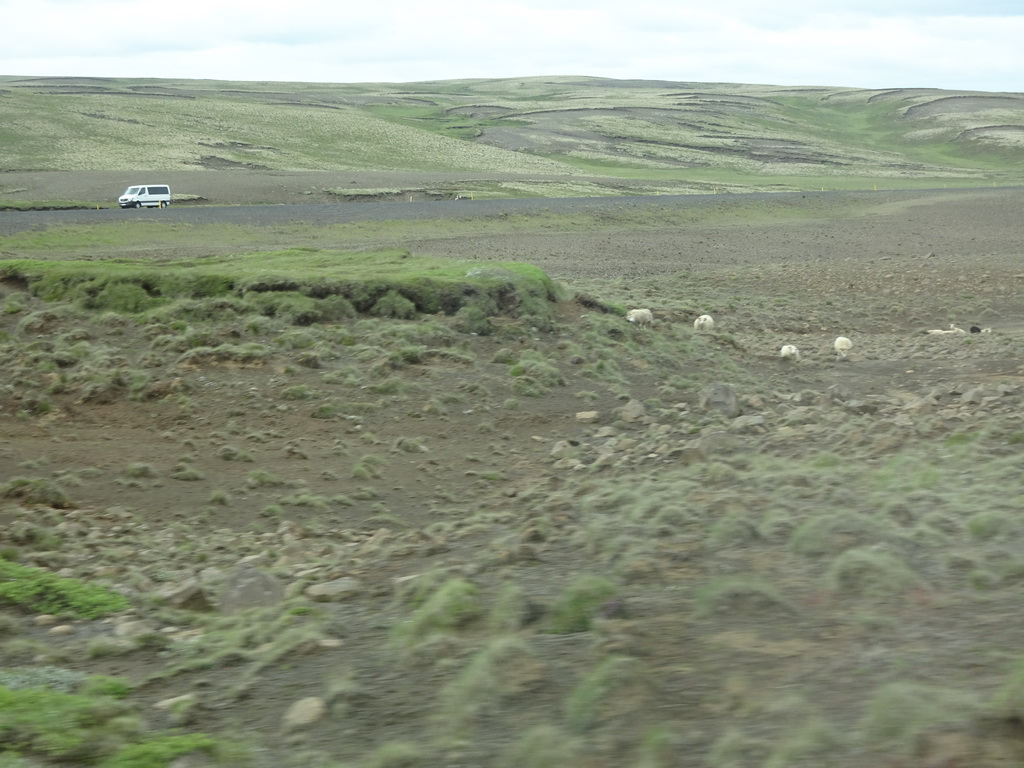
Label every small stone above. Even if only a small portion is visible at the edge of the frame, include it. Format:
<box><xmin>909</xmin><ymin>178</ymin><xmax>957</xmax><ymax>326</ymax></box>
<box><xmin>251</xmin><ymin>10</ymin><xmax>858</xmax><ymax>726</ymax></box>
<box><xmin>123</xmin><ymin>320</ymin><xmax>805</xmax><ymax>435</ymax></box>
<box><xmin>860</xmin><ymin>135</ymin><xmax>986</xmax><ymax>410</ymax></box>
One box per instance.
<box><xmin>576</xmin><ymin>410</ymin><xmax>599</xmax><ymax>423</ymax></box>
<box><xmin>156</xmin><ymin>579</ymin><xmax>215</xmax><ymax>612</ymax></box>
<box><xmin>154</xmin><ymin>693</ymin><xmax>198</xmax><ymax>711</ymax></box>
<box><xmin>115</xmin><ymin>619</ymin><xmax>157</xmax><ymax>638</ymax></box>
<box><xmin>618</xmin><ymin>399</ymin><xmax>646</xmax><ymax>423</ymax></box>
<box><xmin>48</xmin><ymin>624</ymin><xmax>75</xmax><ymax>636</ymax></box>
<box><xmin>34</xmin><ymin>614</ymin><xmax>58</xmax><ymax>626</ymax></box>
<box><xmin>549</xmin><ymin>439</ymin><xmax>581</xmax><ymax>459</ymax></box>
<box><xmin>218</xmin><ymin>565</ymin><xmax>284</xmax><ymax>614</ymax></box>
<box><xmin>304</xmin><ymin>577</ymin><xmax>363</xmax><ymax>602</ymax></box>
<box><xmin>282</xmin><ymin>696</ymin><xmax>327</xmax><ymax>732</ymax></box>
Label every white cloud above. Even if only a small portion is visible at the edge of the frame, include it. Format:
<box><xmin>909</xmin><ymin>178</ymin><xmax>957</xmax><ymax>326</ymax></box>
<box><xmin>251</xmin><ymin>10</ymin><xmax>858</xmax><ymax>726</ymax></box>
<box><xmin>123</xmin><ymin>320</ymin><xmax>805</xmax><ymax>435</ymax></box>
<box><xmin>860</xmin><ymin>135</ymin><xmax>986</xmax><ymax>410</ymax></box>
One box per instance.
<box><xmin>1</xmin><ymin>0</ymin><xmax>1021</xmax><ymax>92</ymax></box>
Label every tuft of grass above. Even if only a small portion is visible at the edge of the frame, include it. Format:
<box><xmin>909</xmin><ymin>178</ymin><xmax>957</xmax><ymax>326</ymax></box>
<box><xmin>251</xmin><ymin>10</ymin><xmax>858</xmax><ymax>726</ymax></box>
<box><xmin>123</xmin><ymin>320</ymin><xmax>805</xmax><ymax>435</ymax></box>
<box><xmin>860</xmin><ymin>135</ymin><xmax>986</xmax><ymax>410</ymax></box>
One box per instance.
<box><xmin>0</xmin><ymin>560</ymin><xmax>130</xmax><ymax>618</ymax></box>
<box><xmin>859</xmin><ymin>682</ymin><xmax>980</xmax><ymax>755</ymax></box>
<box><xmin>992</xmin><ymin>656</ymin><xmax>1024</xmax><ymax>720</ymax></box>
<box><xmin>391</xmin><ymin>577</ymin><xmax>483</xmax><ymax>647</ymax></box>
<box><xmin>496</xmin><ymin>725</ymin><xmax>582</xmax><ymax>768</ymax></box>
<box><xmin>764</xmin><ymin>715</ymin><xmax>842</xmax><ymax>768</ymax></box>
<box><xmin>360</xmin><ymin>741</ymin><xmax>424</xmax><ymax>768</ymax></box>
<box><xmin>1</xmin><ymin>477</ymin><xmax>71</xmax><ymax>508</ymax></box>
<box><xmin>100</xmin><ymin>734</ymin><xmax>223</xmax><ymax>768</ymax></box>
<box><xmin>546</xmin><ymin>574</ymin><xmax>619</xmax><ymax>634</ymax></box>
<box><xmin>789</xmin><ymin>512</ymin><xmax>892</xmax><ymax>556</ymax></box>
<box><xmin>706</xmin><ymin>511</ymin><xmax>760</xmax><ymax>549</ymax></box>
<box><xmin>122</xmin><ymin>463</ymin><xmax>157</xmax><ymax>479</ymax></box>
<box><xmin>564</xmin><ymin>655</ymin><xmax>647</xmax><ymax>734</ymax></box>
<box><xmin>965</xmin><ymin>510</ymin><xmax>1018</xmax><ymax>540</ymax></box>
<box><xmin>694</xmin><ymin>576</ymin><xmax>794</xmax><ymax>618</ymax></box>
<box><xmin>0</xmin><ymin>666</ymin><xmax>90</xmax><ymax>693</ymax></box>
<box><xmin>0</xmin><ymin>684</ymin><xmax>140</xmax><ymax>763</ymax></box>
<box><xmin>508</xmin><ymin>351</ymin><xmax>566</xmax><ymax>396</ymax></box>
<box><xmin>436</xmin><ymin>636</ymin><xmax>542</xmax><ymax>734</ymax></box>
<box><xmin>371</xmin><ymin>289</ymin><xmax>418</xmax><ymax>319</ymax></box>
<box><xmin>824</xmin><ymin>548</ymin><xmax>925</xmax><ymax>598</ymax></box>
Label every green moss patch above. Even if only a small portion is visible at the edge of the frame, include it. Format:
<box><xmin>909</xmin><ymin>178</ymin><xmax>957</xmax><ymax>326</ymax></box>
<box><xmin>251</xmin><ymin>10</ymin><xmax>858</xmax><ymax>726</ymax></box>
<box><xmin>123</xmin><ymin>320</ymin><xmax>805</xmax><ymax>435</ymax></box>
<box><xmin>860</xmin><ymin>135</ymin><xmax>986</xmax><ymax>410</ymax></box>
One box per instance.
<box><xmin>0</xmin><ymin>560</ymin><xmax>130</xmax><ymax>619</ymax></box>
<box><xmin>0</xmin><ymin>249</ymin><xmax>562</xmax><ymax>326</ymax></box>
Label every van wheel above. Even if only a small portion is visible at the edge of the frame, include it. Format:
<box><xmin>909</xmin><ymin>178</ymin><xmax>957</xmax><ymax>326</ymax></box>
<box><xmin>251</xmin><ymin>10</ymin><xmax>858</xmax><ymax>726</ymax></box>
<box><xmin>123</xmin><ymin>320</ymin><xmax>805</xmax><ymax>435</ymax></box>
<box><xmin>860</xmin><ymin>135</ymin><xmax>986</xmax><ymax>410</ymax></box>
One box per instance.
<box><xmin>159</xmin><ymin>201</ymin><xmax>167</xmax><ymax>209</ymax></box>
<box><xmin>135</xmin><ymin>202</ymin><xmax>142</xmax><ymax>208</ymax></box>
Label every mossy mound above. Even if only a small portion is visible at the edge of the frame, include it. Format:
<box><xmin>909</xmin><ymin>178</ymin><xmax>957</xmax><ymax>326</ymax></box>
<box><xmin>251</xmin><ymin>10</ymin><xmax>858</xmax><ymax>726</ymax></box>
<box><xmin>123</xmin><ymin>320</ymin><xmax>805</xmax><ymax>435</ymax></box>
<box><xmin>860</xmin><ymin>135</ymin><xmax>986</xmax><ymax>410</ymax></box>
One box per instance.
<box><xmin>0</xmin><ymin>248</ymin><xmax>564</xmax><ymax>330</ymax></box>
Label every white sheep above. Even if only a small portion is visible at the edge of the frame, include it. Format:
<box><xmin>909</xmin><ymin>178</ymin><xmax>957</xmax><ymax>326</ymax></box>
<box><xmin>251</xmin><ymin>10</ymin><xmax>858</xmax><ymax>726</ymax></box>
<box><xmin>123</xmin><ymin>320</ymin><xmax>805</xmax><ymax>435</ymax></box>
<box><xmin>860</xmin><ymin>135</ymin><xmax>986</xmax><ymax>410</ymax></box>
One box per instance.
<box><xmin>693</xmin><ymin>314</ymin><xmax>715</xmax><ymax>332</ymax></box>
<box><xmin>626</xmin><ymin>308</ymin><xmax>654</xmax><ymax>329</ymax></box>
<box><xmin>779</xmin><ymin>344</ymin><xmax>801</xmax><ymax>361</ymax></box>
<box><xmin>925</xmin><ymin>323</ymin><xmax>966</xmax><ymax>335</ymax></box>
<box><xmin>833</xmin><ymin>336</ymin><xmax>853</xmax><ymax>359</ymax></box>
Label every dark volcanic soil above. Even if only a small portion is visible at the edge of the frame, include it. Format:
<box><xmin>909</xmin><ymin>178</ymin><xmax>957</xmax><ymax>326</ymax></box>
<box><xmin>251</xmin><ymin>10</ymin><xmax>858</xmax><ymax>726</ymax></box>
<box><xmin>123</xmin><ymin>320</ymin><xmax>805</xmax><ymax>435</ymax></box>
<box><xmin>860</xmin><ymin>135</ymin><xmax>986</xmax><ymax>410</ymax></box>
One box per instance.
<box><xmin>3</xmin><ymin>179</ymin><xmax>1024</xmax><ymax>768</ymax></box>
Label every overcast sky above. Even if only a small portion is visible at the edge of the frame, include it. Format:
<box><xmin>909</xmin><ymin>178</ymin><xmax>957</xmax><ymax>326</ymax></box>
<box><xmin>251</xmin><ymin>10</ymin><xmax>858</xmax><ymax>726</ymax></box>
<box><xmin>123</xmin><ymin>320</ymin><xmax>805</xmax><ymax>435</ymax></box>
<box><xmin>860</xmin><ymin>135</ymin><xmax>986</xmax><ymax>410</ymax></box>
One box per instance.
<box><xmin>2</xmin><ymin>0</ymin><xmax>1021</xmax><ymax>93</ymax></box>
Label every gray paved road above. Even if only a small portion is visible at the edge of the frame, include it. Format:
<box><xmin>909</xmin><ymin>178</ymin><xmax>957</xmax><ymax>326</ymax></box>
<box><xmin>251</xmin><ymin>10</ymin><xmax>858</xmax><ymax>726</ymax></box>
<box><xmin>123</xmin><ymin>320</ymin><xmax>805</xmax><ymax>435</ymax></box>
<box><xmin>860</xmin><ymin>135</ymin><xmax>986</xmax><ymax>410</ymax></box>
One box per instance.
<box><xmin>0</xmin><ymin>188</ymin><xmax>988</xmax><ymax>237</ymax></box>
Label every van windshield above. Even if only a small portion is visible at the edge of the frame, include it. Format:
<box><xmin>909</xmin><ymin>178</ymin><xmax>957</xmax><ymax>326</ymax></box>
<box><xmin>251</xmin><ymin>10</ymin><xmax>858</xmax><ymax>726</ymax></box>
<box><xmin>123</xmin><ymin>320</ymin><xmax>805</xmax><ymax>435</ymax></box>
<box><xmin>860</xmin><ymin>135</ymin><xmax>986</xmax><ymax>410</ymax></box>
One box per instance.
<box><xmin>124</xmin><ymin>187</ymin><xmax>141</xmax><ymax>195</ymax></box>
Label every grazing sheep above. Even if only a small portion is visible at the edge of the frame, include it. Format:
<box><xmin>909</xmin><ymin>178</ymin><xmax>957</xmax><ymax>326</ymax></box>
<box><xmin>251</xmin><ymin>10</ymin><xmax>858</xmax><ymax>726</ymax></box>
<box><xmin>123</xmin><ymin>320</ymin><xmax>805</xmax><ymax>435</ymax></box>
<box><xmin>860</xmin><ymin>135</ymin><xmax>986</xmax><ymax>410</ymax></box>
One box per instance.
<box><xmin>626</xmin><ymin>308</ymin><xmax>654</xmax><ymax>329</ymax></box>
<box><xmin>925</xmin><ymin>324</ymin><xmax>966</xmax><ymax>335</ymax></box>
<box><xmin>779</xmin><ymin>344</ymin><xmax>801</xmax><ymax>361</ymax></box>
<box><xmin>833</xmin><ymin>336</ymin><xmax>853</xmax><ymax>359</ymax></box>
<box><xmin>693</xmin><ymin>314</ymin><xmax>715</xmax><ymax>332</ymax></box>
<box><xmin>970</xmin><ymin>325</ymin><xmax>993</xmax><ymax>334</ymax></box>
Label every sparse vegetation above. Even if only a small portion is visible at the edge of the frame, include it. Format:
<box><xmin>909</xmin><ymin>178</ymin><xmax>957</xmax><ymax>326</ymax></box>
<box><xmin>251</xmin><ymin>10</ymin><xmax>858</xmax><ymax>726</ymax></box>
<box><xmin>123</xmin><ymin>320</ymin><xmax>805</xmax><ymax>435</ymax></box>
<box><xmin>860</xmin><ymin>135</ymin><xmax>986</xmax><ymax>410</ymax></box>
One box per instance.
<box><xmin>0</xmin><ymin>561</ymin><xmax>130</xmax><ymax>618</ymax></box>
<box><xmin>1</xmin><ymin>77</ymin><xmax>1024</xmax><ymax>767</ymax></box>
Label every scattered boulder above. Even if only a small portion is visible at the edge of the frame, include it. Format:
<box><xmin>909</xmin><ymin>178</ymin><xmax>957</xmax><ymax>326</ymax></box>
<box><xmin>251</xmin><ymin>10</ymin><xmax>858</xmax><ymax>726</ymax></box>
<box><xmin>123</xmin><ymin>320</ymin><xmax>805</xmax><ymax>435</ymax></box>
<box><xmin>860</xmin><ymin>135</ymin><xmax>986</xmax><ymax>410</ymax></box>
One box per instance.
<box><xmin>304</xmin><ymin>577</ymin><xmax>363</xmax><ymax>602</ymax></box>
<box><xmin>616</xmin><ymin>399</ymin><xmax>647</xmax><ymax>423</ymax></box>
<box><xmin>282</xmin><ymin>696</ymin><xmax>327</xmax><ymax>732</ymax></box>
<box><xmin>156</xmin><ymin>578</ymin><xmax>215</xmax><ymax>612</ymax></box>
<box><xmin>698</xmin><ymin>383</ymin><xmax>741</xmax><ymax>418</ymax></box>
<box><xmin>218</xmin><ymin>565</ymin><xmax>284</xmax><ymax>614</ymax></box>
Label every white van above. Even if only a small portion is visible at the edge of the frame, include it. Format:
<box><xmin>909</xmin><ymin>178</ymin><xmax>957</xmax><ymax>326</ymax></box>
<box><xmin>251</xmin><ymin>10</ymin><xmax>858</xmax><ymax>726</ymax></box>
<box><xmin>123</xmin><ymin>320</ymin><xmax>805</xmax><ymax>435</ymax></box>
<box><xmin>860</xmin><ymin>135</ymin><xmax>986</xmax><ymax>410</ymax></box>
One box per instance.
<box><xmin>118</xmin><ymin>184</ymin><xmax>172</xmax><ymax>208</ymax></box>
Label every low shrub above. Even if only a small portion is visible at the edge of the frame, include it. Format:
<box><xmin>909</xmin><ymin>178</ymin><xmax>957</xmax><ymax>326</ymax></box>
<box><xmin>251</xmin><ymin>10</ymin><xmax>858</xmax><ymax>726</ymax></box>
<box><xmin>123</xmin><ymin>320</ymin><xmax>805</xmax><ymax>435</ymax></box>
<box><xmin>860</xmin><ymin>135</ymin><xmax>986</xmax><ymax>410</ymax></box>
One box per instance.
<box><xmin>391</xmin><ymin>578</ymin><xmax>483</xmax><ymax>646</ymax></box>
<box><xmin>0</xmin><ymin>560</ymin><xmax>130</xmax><ymax>618</ymax></box>
<box><xmin>546</xmin><ymin>574</ymin><xmax>618</xmax><ymax>634</ymax></box>
<box><xmin>1</xmin><ymin>477</ymin><xmax>71</xmax><ymax>508</ymax></box>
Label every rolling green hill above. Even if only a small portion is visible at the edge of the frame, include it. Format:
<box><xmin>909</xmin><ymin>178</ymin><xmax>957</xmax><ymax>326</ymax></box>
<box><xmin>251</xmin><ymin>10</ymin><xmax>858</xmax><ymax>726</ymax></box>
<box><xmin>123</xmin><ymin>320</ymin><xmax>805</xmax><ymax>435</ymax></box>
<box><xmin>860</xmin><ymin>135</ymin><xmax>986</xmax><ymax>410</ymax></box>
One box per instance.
<box><xmin>2</xmin><ymin>74</ymin><xmax>1023</xmax><ymax>194</ymax></box>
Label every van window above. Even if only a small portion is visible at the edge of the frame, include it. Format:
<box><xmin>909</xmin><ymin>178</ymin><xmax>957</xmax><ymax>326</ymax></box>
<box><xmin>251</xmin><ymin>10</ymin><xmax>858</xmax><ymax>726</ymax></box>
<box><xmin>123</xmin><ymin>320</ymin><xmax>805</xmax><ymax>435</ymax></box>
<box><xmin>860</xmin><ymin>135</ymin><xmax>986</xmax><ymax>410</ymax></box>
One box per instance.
<box><xmin>148</xmin><ymin>187</ymin><xmax>170</xmax><ymax>195</ymax></box>
<box><xmin>125</xmin><ymin>186</ymin><xmax>141</xmax><ymax>195</ymax></box>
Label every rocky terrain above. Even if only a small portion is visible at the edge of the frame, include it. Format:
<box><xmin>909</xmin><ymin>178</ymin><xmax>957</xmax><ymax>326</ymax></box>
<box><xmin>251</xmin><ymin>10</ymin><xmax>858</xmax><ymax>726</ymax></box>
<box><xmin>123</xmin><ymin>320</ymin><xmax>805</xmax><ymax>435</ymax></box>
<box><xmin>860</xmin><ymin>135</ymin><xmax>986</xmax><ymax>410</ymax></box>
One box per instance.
<box><xmin>2</xmin><ymin>184</ymin><xmax>1024</xmax><ymax>767</ymax></box>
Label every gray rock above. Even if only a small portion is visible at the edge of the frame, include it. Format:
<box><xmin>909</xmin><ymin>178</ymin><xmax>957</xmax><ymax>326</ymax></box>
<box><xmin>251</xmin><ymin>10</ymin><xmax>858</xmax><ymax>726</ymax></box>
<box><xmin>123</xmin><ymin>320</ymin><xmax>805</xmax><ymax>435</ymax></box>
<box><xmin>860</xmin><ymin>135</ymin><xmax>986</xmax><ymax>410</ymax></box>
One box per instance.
<box><xmin>617</xmin><ymin>399</ymin><xmax>647</xmax><ymax>423</ymax></box>
<box><xmin>156</xmin><ymin>578</ymin><xmax>215</xmax><ymax>612</ymax></box>
<box><xmin>282</xmin><ymin>696</ymin><xmax>327</xmax><ymax>732</ymax></box>
<box><xmin>698</xmin><ymin>383</ymin><xmax>740</xmax><ymax>418</ymax></box>
<box><xmin>218</xmin><ymin>565</ymin><xmax>284</xmax><ymax>614</ymax></box>
<box><xmin>730</xmin><ymin>414</ymin><xmax>766</xmax><ymax>433</ymax></box>
<box><xmin>115</xmin><ymin>619</ymin><xmax>157</xmax><ymax>638</ymax></box>
<box><xmin>960</xmin><ymin>387</ymin><xmax>988</xmax><ymax>405</ymax></box>
<box><xmin>550</xmin><ymin>439</ymin><xmax>581</xmax><ymax>459</ymax></box>
<box><xmin>844</xmin><ymin>399</ymin><xmax>878</xmax><ymax>414</ymax></box>
<box><xmin>304</xmin><ymin>577</ymin><xmax>363</xmax><ymax>602</ymax></box>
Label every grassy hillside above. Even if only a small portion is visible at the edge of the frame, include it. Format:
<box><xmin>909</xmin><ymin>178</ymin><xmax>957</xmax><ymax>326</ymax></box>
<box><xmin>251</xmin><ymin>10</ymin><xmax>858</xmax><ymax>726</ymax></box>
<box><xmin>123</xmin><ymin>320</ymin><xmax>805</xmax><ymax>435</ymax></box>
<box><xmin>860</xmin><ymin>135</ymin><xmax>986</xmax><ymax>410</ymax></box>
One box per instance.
<box><xmin>1</xmin><ymin>75</ymin><xmax>1023</xmax><ymax>194</ymax></box>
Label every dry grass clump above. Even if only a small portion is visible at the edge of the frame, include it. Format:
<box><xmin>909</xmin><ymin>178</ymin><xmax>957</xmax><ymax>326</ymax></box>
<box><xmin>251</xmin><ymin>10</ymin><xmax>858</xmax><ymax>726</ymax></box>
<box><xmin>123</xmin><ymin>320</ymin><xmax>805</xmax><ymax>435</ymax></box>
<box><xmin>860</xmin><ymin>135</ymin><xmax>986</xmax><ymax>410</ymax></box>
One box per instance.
<box><xmin>1</xmin><ymin>477</ymin><xmax>71</xmax><ymax>508</ymax></box>
<box><xmin>546</xmin><ymin>574</ymin><xmax>619</xmax><ymax>634</ymax></box>
<box><xmin>859</xmin><ymin>681</ymin><xmax>981</xmax><ymax>756</ymax></box>
<box><xmin>390</xmin><ymin>577</ymin><xmax>483</xmax><ymax>648</ymax></box>
<box><xmin>824</xmin><ymin>547</ymin><xmax>925</xmax><ymax>597</ymax></box>
<box><xmin>788</xmin><ymin>511</ymin><xmax>896</xmax><ymax>556</ymax></box>
<box><xmin>694</xmin><ymin>576</ymin><xmax>795</xmax><ymax>618</ymax></box>
<box><xmin>496</xmin><ymin>724</ymin><xmax>583</xmax><ymax>768</ymax></box>
<box><xmin>564</xmin><ymin>655</ymin><xmax>650</xmax><ymax>735</ymax></box>
<box><xmin>435</xmin><ymin>635</ymin><xmax>545</xmax><ymax>735</ymax></box>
